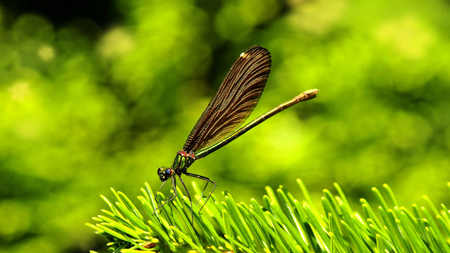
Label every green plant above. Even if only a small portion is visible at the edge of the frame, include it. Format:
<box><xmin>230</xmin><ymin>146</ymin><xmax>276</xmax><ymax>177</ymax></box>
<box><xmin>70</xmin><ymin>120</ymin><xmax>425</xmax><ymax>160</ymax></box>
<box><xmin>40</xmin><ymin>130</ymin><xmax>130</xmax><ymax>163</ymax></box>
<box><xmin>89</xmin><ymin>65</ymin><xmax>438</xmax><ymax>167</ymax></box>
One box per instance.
<box><xmin>87</xmin><ymin>180</ymin><xmax>450</xmax><ymax>252</ymax></box>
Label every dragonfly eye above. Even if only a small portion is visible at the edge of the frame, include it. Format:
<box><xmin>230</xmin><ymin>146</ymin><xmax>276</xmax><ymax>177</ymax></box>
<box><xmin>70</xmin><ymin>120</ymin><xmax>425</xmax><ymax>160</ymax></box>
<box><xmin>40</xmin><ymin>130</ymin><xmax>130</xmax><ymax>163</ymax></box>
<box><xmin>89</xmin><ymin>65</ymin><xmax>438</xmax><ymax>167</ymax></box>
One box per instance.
<box><xmin>157</xmin><ymin>168</ymin><xmax>173</xmax><ymax>181</ymax></box>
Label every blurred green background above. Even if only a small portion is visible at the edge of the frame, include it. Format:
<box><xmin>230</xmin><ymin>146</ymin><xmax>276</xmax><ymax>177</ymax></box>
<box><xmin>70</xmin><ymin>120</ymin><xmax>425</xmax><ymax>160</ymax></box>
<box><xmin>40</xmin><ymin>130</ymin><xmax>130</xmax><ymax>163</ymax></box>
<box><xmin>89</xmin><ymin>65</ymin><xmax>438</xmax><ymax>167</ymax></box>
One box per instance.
<box><xmin>1</xmin><ymin>0</ymin><xmax>449</xmax><ymax>252</ymax></box>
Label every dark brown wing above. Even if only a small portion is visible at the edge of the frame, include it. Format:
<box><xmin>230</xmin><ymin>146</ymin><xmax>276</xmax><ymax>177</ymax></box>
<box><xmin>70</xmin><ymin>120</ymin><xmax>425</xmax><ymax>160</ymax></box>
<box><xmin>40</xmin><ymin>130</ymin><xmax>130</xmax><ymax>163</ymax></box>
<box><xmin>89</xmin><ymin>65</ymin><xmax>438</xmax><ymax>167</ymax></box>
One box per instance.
<box><xmin>183</xmin><ymin>46</ymin><xmax>271</xmax><ymax>153</ymax></box>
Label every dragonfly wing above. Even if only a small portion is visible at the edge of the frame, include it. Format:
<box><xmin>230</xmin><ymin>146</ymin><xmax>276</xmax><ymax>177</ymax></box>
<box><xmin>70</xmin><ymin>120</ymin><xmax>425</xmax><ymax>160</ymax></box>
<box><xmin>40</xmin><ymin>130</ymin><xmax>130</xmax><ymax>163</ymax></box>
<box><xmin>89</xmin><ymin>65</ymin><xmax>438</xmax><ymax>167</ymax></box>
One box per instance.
<box><xmin>183</xmin><ymin>46</ymin><xmax>271</xmax><ymax>153</ymax></box>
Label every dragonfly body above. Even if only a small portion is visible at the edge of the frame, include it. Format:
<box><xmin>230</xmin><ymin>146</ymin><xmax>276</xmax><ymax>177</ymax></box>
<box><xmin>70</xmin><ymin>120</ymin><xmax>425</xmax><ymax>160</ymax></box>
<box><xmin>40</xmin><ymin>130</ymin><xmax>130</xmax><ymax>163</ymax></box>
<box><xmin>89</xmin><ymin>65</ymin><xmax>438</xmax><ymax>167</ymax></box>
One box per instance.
<box><xmin>155</xmin><ymin>46</ymin><xmax>319</xmax><ymax>220</ymax></box>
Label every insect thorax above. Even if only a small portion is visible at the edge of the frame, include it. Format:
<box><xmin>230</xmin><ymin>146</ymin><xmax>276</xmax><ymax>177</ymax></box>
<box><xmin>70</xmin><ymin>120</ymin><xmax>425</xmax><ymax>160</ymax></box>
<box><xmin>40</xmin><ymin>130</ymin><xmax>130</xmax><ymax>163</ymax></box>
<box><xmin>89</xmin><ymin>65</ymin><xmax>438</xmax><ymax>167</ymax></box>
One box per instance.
<box><xmin>172</xmin><ymin>150</ymin><xmax>196</xmax><ymax>174</ymax></box>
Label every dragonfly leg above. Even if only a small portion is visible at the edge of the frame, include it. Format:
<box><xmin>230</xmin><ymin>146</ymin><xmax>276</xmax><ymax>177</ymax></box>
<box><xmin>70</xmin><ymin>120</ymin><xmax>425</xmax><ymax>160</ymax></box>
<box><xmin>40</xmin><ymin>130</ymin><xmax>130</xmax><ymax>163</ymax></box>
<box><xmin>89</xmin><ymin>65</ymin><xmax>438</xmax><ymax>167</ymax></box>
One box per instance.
<box><xmin>195</xmin><ymin>181</ymin><xmax>210</xmax><ymax>206</ymax></box>
<box><xmin>153</xmin><ymin>177</ymin><xmax>177</xmax><ymax>214</ymax></box>
<box><xmin>177</xmin><ymin>174</ymin><xmax>194</xmax><ymax>225</ymax></box>
<box><xmin>184</xmin><ymin>173</ymin><xmax>217</xmax><ymax>214</ymax></box>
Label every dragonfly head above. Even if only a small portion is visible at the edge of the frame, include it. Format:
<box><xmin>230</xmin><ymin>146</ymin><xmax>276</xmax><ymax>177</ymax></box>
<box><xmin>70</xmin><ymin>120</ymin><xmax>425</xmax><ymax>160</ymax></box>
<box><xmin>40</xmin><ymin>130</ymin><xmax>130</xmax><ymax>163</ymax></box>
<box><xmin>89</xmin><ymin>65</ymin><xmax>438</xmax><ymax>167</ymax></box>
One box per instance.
<box><xmin>157</xmin><ymin>167</ymin><xmax>174</xmax><ymax>182</ymax></box>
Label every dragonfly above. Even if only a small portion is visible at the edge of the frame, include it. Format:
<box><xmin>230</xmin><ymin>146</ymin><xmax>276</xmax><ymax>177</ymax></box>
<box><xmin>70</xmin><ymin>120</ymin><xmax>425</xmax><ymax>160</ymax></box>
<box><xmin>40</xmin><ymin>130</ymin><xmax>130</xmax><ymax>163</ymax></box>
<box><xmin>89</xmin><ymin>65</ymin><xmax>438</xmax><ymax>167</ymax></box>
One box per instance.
<box><xmin>155</xmin><ymin>46</ymin><xmax>319</xmax><ymax>221</ymax></box>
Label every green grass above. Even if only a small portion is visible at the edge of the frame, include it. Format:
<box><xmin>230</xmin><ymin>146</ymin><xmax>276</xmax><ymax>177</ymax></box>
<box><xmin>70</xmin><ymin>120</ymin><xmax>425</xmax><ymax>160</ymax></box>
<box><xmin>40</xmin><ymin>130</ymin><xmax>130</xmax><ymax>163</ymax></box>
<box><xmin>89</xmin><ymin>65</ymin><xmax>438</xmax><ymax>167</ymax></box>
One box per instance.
<box><xmin>87</xmin><ymin>180</ymin><xmax>450</xmax><ymax>252</ymax></box>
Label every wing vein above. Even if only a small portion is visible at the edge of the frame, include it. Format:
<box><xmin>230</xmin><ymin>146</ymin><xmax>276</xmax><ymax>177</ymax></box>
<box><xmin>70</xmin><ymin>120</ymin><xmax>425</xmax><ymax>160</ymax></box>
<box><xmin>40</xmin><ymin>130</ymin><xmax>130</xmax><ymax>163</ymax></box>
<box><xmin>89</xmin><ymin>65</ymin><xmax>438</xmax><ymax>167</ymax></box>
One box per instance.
<box><xmin>183</xmin><ymin>46</ymin><xmax>271</xmax><ymax>153</ymax></box>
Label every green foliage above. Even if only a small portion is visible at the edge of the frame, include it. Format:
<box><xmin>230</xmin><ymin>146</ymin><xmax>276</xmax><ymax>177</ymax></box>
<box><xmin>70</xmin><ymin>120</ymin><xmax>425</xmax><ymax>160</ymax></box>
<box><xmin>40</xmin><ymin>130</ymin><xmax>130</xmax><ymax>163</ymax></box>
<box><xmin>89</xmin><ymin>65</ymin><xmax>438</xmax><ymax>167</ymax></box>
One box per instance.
<box><xmin>1</xmin><ymin>0</ymin><xmax>450</xmax><ymax>252</ymax></box>
<box><xmin>88</xmin><ymin>180</ymin><xmax>450</xmax><ymax>252</ymax></box>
